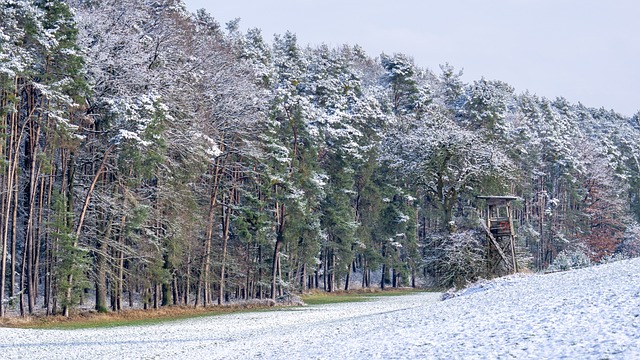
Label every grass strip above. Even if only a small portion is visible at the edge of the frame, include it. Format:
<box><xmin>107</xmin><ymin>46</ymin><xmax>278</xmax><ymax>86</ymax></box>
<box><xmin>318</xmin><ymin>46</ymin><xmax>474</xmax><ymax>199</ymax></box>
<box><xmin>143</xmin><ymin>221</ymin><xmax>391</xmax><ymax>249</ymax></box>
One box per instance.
<box><xmin>0</xmin><ymin>303</ymin><xmax>276</xmax><ymax>330</ymax></box>
<box><xmin>301</xmin><ymin>288</ymin><xmax>428</xmax><ymax>305</ymax></box>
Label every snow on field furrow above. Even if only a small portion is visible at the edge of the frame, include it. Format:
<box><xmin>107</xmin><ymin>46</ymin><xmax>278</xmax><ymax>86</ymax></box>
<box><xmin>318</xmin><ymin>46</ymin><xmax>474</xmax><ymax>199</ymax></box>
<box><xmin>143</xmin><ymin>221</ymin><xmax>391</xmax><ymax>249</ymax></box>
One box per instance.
<box><xmin>0</xmin><ymin>293</ymin><xmax>440</xmax><ymax>359</ymax></box>
<box><xmin>1</xmin><ymin>258</ymin><xmax>639</xmax><ymax>359</ymax></box>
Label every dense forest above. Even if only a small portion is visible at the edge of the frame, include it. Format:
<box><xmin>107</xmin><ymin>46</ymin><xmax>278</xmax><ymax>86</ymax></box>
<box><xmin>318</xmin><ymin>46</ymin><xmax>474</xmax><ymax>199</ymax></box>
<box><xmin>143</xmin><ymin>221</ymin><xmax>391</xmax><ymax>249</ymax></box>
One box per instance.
<box><xmin>1</xmin><ymin>0</ymin><xmax>639</xmax><ymax>317</ymax></box>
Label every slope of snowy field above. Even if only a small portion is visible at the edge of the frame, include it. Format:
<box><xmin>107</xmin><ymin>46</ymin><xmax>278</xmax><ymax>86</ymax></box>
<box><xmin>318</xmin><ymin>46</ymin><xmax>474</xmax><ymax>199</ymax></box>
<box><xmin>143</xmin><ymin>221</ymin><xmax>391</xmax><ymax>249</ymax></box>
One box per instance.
<box><xmin>1</xmin><ymin>258</ymin><xmax>639</xmax><ymax>359</ymax></box>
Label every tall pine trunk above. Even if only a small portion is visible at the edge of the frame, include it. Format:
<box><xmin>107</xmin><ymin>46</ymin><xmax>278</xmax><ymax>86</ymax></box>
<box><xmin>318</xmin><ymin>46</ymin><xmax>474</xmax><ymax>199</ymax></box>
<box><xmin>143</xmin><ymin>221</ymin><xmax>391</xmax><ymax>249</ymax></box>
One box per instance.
<box><xmin>218</xmin><ymin>192</ymin><xmax>232</xmax><ymax>305</ymax></box>
<box><xmin>95</xmin><ymin>216</ymin><xmax>112</xmax><ymax>313</ymax></box>
<box><xmin>1</xmin><ymin>92</ymin><xmax>29</xmax><ymax>317</ymax></box>
<box><xmin>197</xmin><ymin>157</ymin><xmax>223</xmax><ymax>307</ymax></box>
<box><xmin>271</xmin><ymin>201</ymin><xmax>285</xmax><ymax>300</ymax></box>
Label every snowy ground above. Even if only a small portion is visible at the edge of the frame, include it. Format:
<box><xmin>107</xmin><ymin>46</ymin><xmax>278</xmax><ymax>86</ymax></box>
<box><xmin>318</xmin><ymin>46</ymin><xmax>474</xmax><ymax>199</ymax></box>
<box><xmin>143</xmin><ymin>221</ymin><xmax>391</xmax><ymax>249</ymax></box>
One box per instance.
<box><xmin>1</xmin><ymin>258</ymin><xmax>639</xmax><ymax>359</ymax></box>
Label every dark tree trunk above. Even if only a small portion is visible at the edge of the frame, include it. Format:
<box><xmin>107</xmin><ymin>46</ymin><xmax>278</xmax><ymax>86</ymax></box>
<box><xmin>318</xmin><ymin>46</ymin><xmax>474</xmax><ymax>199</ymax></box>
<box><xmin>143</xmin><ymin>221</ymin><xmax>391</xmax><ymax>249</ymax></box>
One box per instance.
<box><xmin>344</xmin><ymin>263</ymin><xmax>351</xmax><ymax>291</ymax></box>
<box><xmin>95</xmin><ymin>217</ymin><xmax>112</xmax><ymax>313</ymax></box>
<box><xmin>271</xmin><ymin>202</ymin><xmax>285</xmax><ymax>300</ymax></box>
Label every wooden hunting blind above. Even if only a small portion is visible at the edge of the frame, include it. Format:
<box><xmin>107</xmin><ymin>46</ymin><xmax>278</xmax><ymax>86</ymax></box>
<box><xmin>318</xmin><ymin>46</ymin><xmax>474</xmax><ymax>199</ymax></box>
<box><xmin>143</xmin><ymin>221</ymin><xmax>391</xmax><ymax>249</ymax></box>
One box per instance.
<box><xmin>477</xmin><ymin>196</ymin><xmax>519</xmax><ymax>274</ymax></box>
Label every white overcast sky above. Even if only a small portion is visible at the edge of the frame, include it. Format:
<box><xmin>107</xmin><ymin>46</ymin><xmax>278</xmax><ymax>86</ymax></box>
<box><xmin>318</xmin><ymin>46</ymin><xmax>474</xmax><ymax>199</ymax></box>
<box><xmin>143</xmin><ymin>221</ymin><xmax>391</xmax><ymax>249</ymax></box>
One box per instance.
<box><xmin>183</xmin><ymin>0</ymin><xmax>639</xmax><ymax>117</ymax></box>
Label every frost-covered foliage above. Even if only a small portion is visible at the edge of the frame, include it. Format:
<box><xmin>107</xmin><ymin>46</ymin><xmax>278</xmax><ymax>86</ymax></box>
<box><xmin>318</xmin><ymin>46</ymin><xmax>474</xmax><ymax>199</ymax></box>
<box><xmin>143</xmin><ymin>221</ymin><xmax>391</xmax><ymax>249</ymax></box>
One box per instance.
<box><xmin>548</xmin><ymin>248</ymin><xmax>591</xmax><ymax>272</ymax></box>
<box><xmin>381</xmin><ymin>102</ymin><xmax>513</xmax><ymax>227</ymax></box>
<box><xmin>0</xmin><ymin>0</ymin><xmax>90</xmax><ymax>317</ymax></box>
<box><xmin>423</xmin><ymin>230</ymin><xmax>486</xmax><ymax>287</ymax></box>
<box><xmin>616</xmin><ymin>223</ymin><xmax>640</xmax><ymax>258</ymax></box>
<box><xmin>460</xmin><ymin>78</ymin><xmax>516</xmax><ymax>138</ymax></box>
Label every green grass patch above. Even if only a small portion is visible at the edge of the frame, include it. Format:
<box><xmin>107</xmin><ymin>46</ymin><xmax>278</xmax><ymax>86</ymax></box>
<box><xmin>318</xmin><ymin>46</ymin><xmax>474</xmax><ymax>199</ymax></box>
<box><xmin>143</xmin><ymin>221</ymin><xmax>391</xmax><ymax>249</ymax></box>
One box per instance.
<box><xmin>302</xmin><ymin>293</ymin><xmax>369</xmax><ymax>305</ymax></box>
<box><xmin>301</xmin><ymin>288</ymin><xmax>428</xmax><ymax>305</ymax></box>
<box><xmin>37</xmin><ymin>311</ymin><xmax>226</xmax><ymax>330</ymax></box>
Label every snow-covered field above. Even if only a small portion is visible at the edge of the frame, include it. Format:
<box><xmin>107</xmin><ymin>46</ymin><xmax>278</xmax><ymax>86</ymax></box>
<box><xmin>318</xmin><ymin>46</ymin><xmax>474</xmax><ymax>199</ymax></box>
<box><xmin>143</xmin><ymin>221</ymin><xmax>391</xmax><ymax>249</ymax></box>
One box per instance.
<box><xmin>1</xmin><ymin>258</ymin><xmax>639</xmax><ymax>359</ymax></box>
